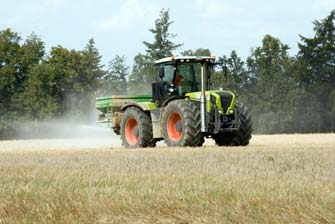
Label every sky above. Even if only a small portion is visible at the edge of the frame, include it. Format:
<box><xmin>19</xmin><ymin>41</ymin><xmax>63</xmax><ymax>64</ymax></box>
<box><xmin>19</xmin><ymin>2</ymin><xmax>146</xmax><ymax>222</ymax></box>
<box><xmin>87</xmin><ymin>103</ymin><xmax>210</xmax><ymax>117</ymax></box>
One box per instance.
<box><xmin>1</xmin><ymin>0</ymin><xmax>334</xmax><ymax>67</ymax></box>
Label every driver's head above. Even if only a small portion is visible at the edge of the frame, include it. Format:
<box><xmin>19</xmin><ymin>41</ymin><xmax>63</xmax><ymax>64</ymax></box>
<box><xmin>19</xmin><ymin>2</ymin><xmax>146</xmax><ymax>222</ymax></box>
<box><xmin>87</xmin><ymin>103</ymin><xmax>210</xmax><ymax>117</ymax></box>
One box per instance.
<box><xmin>175</xmin><ymin>73</ymin><xmax>184</xmax><ymax>86</ymax></box>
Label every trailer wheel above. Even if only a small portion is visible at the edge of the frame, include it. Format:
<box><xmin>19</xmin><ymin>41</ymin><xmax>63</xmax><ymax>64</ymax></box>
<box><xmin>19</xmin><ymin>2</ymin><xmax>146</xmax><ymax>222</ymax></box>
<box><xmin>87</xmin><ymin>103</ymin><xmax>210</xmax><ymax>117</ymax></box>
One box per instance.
<box><xmin>120</xmin><ymin>107</ymin><xmax>154</xmax><ymax>148</ymax></box>
<box><xmin>162</xmin><ymin>100</ymin><xmax>203</xmax><ymax>147</ymax></box>
<box><xmin>213</xmin><ymin>101</ymin><xmax>252</xmax><ymax>146</ymax></box>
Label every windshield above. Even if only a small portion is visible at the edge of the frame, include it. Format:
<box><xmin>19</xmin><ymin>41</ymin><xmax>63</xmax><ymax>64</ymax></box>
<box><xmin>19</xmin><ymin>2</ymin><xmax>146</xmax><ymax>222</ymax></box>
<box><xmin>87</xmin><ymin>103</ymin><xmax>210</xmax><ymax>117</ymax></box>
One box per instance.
<box><xmin>158</xmin><ymin>62</ymin><xmax>213</xmax><ymax>97</ymax></box>
<box><xmin>176</xmin><ymin>63</ymin><xmax>202</xmax><ymax>94</ymax></box>
<box><xmin>160</xmin><ymin>64</ymin><xmax>175</xmax><ymax>82</ymax></box>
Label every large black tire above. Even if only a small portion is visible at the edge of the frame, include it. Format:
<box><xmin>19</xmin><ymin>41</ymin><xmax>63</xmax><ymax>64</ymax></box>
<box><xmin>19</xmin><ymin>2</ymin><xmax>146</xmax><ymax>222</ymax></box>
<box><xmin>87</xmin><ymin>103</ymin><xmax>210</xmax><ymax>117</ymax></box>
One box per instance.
<box><xmin>191</xmin><ymin>102</ymin><xmax>205</xmax><ymax>146</ymax></box>
<box><xmin>213</xmin><ymin>101</ymin><xmax>252</xmax><ymax>146</ymax></box>
<box><xmin>120</xmin><ymin>107</ymin><xmax>154</xmax><ymax>148</ymax></box>
<box><xmin>162</xmin><ymin>100</ymin><xmax>204</xmax><ymax>147</ymax></box>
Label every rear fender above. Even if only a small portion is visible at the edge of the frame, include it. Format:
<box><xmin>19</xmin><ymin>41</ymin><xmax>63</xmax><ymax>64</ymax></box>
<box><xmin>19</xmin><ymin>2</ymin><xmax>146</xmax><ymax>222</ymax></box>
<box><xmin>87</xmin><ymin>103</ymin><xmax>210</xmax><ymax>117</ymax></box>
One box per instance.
<box><xmin>121</xmin><ymin>102</ymin><xmax>162</xmax><ymax>139</ymax></box>
<box><xmin>121</xmin><ymin>102</ymin><xmax>159</xmax><ymax>112</ymax></box>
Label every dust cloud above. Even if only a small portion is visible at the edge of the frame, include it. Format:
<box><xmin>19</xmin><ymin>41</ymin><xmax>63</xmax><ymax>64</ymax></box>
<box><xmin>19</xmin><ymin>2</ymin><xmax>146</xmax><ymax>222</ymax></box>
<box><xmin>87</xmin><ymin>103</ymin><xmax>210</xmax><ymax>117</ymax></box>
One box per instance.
<box><xmin>8</xmin><ymin>112</ymin><xmax>123</xmax><ymax>150</ymax></box>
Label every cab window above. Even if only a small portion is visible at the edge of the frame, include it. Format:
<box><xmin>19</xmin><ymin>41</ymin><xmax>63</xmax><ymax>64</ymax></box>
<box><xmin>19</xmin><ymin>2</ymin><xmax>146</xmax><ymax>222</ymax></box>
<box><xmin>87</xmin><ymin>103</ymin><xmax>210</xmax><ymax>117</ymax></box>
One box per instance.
<box><xmin>176</xmin><ymin>63</ymin><xmax>201</xmax><ymax>94</ymax></box>
<box><xmin>159</xmin><ymin>64</ymin><xmax>175</xmax><ymax>82</ymax></box>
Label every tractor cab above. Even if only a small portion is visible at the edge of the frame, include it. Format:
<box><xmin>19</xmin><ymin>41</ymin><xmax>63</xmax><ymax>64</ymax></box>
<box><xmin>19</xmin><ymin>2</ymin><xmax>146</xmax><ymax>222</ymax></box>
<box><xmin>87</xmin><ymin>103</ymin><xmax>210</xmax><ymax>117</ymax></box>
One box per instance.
<box><xmin>152</xmin><ymin>56</ymin><xmax>215</xmax><ymax>105</ymax></box>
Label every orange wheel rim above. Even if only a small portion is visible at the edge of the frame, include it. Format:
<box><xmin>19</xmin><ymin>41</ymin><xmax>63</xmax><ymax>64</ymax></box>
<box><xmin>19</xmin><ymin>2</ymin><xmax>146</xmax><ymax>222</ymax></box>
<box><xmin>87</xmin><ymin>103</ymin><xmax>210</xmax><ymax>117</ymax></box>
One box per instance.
<box><xmin>167</xmin><ymin>112</ymin><xmax>182</xmax><ymax>141</ymax></box>
<box><xmin>125</xmin><ymin>118</ymin><xmax>139</xmax><ymax>145</ymax></box>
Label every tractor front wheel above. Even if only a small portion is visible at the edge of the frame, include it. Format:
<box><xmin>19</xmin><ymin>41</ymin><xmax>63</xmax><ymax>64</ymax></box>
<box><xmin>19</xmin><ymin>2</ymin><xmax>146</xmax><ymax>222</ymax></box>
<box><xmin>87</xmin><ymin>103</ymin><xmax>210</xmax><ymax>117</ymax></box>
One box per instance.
<box><xmin>213</xmin><ymin>101</ymin><xmax>252</xmax><ymax>146</ymax></box>
<box><xmin>162</xmin><ymin>100</ymin><xmax>204</xmax><ymax>147</ymax></box>
<box><xmin>120</xmin><ymin>107</ymin><xmax>154</xmax><ymax>148</ymax></box>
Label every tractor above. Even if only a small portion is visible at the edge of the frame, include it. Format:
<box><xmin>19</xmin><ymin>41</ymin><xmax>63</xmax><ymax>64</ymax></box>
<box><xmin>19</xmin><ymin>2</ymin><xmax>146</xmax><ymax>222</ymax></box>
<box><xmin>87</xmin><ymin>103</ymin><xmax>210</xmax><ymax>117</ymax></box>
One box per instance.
<box><xmin>96</xmin><ymin>56</ymin><xmax>252</xmax><ymax>148</ymax></box>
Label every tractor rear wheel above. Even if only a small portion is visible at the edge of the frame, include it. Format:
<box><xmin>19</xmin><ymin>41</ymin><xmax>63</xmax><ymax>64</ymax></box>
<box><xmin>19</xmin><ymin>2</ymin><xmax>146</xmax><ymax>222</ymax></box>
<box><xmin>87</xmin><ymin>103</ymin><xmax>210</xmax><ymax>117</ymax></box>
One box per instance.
<box><xmin>162</xmin><ymin>100</ymin><xmax>204</xmax><ymax>147</ymax></box>
<box><xmin>120</xmin><ymin>107</ymin><xmax>154</xmax><ymax>148</ymax></box>
<box><xmin>213</xmin><ymin>101</ymin><xmax>252</xmax><ymax>146</ymax></box>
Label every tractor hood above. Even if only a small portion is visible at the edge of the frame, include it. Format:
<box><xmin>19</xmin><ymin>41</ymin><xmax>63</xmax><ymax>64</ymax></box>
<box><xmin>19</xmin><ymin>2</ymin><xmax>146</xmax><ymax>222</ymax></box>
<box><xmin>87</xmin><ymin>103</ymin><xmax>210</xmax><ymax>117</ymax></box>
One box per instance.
<box><xmin>185</xmin><ymin>90</ymin><xmax>236</xmax><ymax>115</ymax></box>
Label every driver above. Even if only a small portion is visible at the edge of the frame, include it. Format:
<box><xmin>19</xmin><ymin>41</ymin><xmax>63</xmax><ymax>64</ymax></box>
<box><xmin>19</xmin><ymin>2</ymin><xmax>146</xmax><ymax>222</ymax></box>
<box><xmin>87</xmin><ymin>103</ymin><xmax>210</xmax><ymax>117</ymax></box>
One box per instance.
<box><xmin>175</xmin><ymin>73</ymin><xmax>184</xmax><ymax>86</ymax></box>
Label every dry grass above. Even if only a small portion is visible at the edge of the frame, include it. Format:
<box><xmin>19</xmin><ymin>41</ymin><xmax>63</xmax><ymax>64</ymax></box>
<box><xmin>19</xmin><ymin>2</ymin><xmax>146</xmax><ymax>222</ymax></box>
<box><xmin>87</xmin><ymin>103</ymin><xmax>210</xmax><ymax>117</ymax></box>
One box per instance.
<box><xmin>0</xmin><ymin>134</ymin><xmax>334</xmax><ymax>223</ymax></box>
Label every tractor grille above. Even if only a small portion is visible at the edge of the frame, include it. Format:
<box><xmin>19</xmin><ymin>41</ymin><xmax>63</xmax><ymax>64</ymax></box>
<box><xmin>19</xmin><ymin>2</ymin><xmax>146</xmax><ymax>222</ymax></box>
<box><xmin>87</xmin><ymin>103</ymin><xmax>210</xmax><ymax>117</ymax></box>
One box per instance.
<box><xmin>216</xmin><ymin>92</ymin><xmax>233</xmax><ymax>113</ymax></box>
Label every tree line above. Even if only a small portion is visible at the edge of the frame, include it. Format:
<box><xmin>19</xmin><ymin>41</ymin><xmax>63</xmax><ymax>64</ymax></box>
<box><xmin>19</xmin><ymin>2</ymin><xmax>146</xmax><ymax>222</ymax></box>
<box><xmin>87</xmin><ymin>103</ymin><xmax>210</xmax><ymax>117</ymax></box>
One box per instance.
<box><xmin>0</xmin><ymin>9</ymin><xmax>334</xmax><ymax>139</ymax></box>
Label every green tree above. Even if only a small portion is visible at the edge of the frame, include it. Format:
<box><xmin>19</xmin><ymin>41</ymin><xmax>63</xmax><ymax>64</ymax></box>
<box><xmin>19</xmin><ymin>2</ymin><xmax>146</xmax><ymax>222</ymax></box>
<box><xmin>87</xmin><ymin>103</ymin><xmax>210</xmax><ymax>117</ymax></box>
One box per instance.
<box><xmin>246</xmin><ymin>35</ymin><xmax>294</xmax><ymax>133</ymax></box>
<box><xmin>0</xmin><ymin>29</ymin><xmax>22</xmax><ymax>138</ymax></box>
<box><xmin>143</xmin><ymin>9</ymin><xmax>182</xmax><ymax>60</ymax></box>
<box><xmin>130</xmin><ymin>9</ymin><xmax>182</xmax><ymax>92</ymax></box>
<box><xmin>181</xmin><ymin>48</ymin><xmax>211</xmax><ymax>56</ymax></box>
<box><xmin>78</xmin><ymin>38</ymin><xmax>105</xmax><ymax>121</ymax></box>
<box><xmin>0</xmin><ymin>29</ymin><xmax>104</xmax><ymax>138</ymax></box>
<box><xmin>102</xmin><ymin>55</ymin><xmax>129</xmax><ymax>95</ymax></box>
<box><xmin>45</xmin><ymin>39</ymin><xmax>104</xmax><ymax>121</ymax></box>
<box><xmin>248</xmin><ymin>35</ymin><xmax>292</xmax><ymax>108</ymax></box>
<box><xmin>226</xmin><ymin>51</ymin><xmax>248</xmax><ymax>90</ymax></box>
<box><xmin>17</xmin><ymin>33</ymin><xmax>45</xmax><ymax>86</ymax></box>
<box><xmin>297</xmin><ymin>9</ymin><xmax>335</xmax><ymax>132</ymax></box>
<box><xmin>0</xmin><ymin>29</ymin><xmax>21</xmax><ymax>110</ymax></box>
<box><xmin>81</xmin><ymin>38</ymin><xmax>104</xmax><ymax>93</ymax></box>
<box><xmin>12</xmin><ymin>33</ymin><xmax>46</xmax><ymax>115</ymax></box>
<box><xmin>287</xmin><ymin>87</ymin><xmax>322</xmax><ymax>132</ymax></box>
<box><xmin>216</xmin><ymin>51</ymin><xmax>250</xmax><ymax>96</ymax></box>
<box><xmin>329</xmin><ymin>90</ymin><xmax>335</xmax><ymax>131</ymax></box>
<box><xmin>19</xmin><ymin>63</ymin><xmax>59</xmax><ymax>120</ymax></box>
<box><xmin>0</xmin><ymin>30</ymin><xmax>46</xmax><ymax>138</ymax></box>
<box><xmin>46</xmin><ymin>46</ymin><xmax>77</xmax><ymax>117</ymax></box>
<box><xmin>128</xmin><ymin>53</ymin><xmax>155</xmax><ymax>95</ymax></box>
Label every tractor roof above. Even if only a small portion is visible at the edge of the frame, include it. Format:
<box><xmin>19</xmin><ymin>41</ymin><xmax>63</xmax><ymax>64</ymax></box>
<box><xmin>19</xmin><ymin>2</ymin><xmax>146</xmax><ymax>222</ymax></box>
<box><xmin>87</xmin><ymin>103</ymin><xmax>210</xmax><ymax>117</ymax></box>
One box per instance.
<box><xmin>155</xmin><ymin>56</ymin><xmax>215</xmax><ymax>64</ymax></box>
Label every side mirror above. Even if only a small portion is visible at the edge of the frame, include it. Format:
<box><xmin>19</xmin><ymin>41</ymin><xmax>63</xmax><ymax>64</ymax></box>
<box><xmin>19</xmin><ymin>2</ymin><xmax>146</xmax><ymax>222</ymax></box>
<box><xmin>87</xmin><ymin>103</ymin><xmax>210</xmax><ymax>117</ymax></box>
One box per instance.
<box><xmin>159</xmin><ymin>67</ymin><xmax>165</xmax><ymax>79</ymax></box>
<box><xmin>208</xmin><ymin>67</ymin><xmax>212</xmax><ymax>78</ymax></box>
<box><xmin>221</xmin><ymin>59</ymin><xmax>228</xmax><ymax>82</ymax></box>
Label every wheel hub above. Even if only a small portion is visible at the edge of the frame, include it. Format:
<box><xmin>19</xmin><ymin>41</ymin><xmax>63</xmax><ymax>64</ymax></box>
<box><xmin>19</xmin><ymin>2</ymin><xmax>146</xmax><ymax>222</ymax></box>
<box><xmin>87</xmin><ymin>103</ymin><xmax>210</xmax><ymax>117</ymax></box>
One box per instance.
<box><xmin>175</xmin><ymin>120</ymin><xmax>182</xmax><ymax>132</ymax></box>
<box><xmin>125</xmin><ymin>118</ymin><xmax>139</xmax><ymax>145</ymax></box>
<box><xmin>167</xmin><ymin>112</ymin><xmax>182</xmax><ymax>141</ymax></box>
<box><xmin>133</xmin><ymin>126</ymin><xmax>139</xmax><ymax>137</ymax></box>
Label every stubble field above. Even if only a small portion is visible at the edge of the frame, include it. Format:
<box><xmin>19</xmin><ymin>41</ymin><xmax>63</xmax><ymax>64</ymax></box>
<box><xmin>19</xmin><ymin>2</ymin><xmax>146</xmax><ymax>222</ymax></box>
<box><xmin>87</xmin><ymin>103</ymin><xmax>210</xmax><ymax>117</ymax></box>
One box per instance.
<box><xmin>0</xmin><ymin>134</ymin><xmax>334</xmax><ymax>223</ymax></box>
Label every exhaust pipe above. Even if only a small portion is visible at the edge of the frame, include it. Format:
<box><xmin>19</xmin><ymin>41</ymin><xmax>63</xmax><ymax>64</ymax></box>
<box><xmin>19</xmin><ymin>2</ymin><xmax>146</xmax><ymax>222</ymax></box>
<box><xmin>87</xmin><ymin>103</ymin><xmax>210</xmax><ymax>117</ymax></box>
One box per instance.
<box><xmin>200</xmin><ymin>64</ymin><xmax>207</xmax><ymax>132</ymax></box>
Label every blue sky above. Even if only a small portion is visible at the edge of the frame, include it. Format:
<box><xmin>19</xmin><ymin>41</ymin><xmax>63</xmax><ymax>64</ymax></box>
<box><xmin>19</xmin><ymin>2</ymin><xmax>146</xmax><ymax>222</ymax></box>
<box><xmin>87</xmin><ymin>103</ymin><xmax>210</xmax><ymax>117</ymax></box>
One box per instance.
<box><xmin>1</xmin><ymin>0</ymin><xmax>334</xmax><ymax>66</ymax></box>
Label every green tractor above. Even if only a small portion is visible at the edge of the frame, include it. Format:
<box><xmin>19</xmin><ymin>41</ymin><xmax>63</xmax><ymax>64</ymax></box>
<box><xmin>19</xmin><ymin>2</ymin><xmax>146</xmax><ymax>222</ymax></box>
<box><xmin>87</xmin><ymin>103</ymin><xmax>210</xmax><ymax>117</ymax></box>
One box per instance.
<box><xmin>96</xmin><ymin>56</ymin><xmax>252</xmax><ymax>148</ymax></box>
